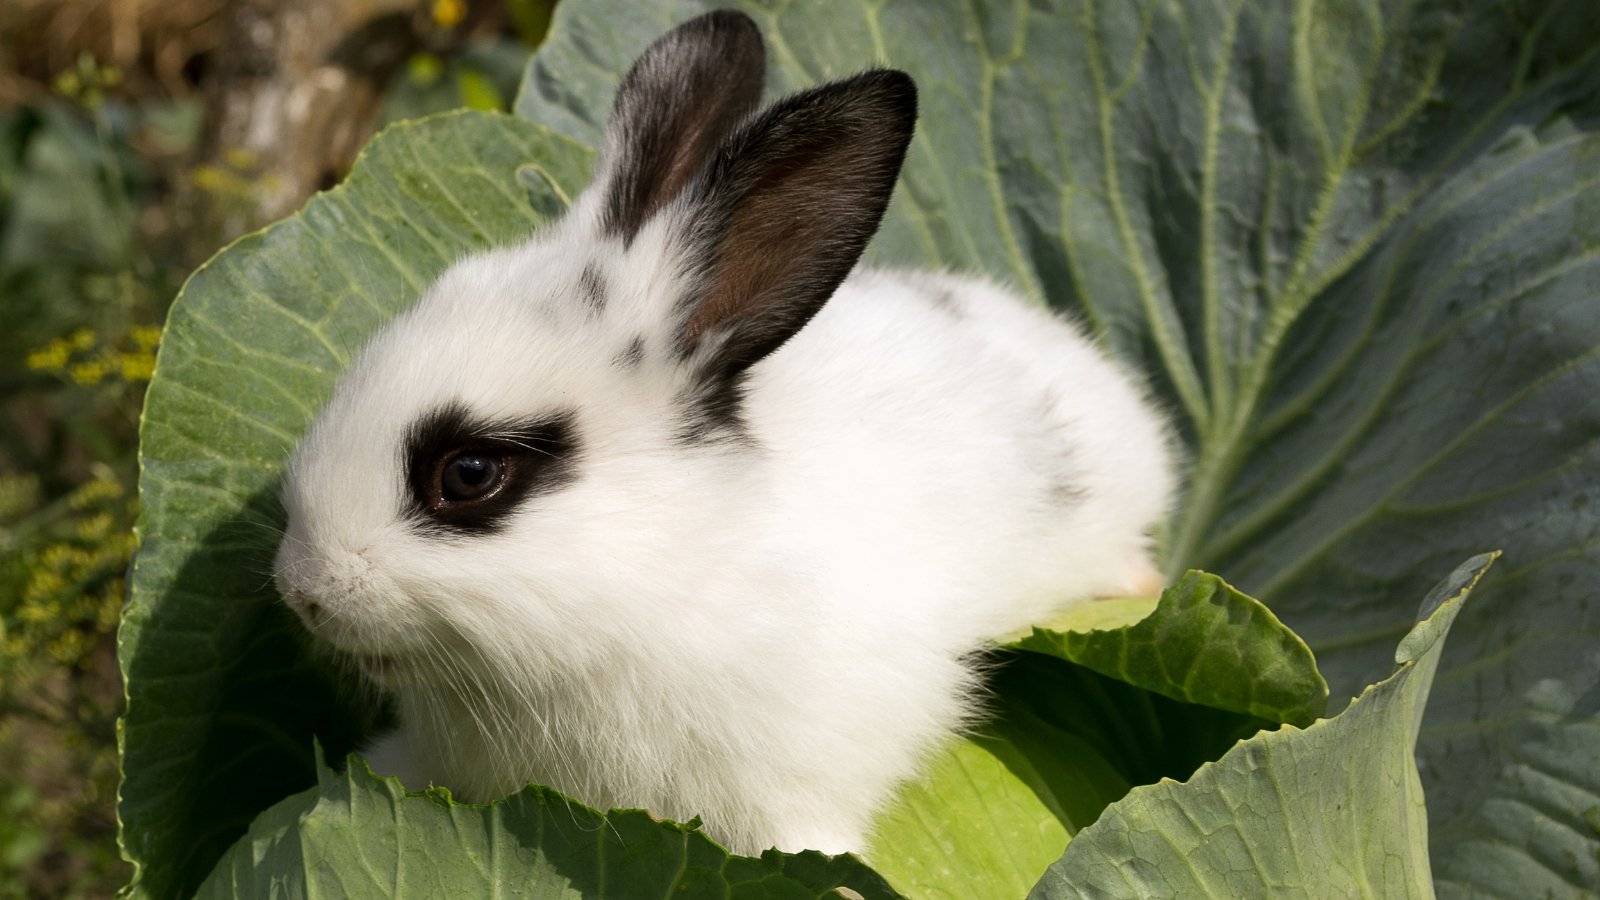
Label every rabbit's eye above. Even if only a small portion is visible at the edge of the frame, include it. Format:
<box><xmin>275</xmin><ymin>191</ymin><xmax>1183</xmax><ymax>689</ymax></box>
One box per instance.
<box><xmin>440</xmin><ymin>452</ymin><xmax>505</xmax><ymax>502</ymax></box>
<box><xmin>405</xmin><ymin>405</ymin><xmax>578</xmax><ymax>534</ymax></box>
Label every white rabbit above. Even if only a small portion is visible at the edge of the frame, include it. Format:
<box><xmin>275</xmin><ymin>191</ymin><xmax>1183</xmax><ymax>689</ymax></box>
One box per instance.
<box><xmin>274</xmin><ymin>10</ymin><xmax>1174</xmax><ymax>856</ymax></box>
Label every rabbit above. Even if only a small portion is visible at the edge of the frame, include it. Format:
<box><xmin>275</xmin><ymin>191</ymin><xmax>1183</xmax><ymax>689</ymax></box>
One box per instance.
<box><xmin>272</xmin><ymin>9</ymin><xmax>1175</xmax><ymax>857</ymax></box>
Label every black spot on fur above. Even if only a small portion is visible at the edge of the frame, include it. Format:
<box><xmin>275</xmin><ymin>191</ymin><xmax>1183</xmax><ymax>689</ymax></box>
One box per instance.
<box><xmin>403</xmin><ymin>403</ymin><xmax>578</xmax><ymax>534</ymax></box>
<box><xmin>578</xmin><ymin>263</ymin><xmax>607</xmax><ymax>314</ymax></box>
<box><xmin>1034</xmin><ymin>389</ymin><xmax>1090</xmax><ymax>505</ymax></box>
<box><xmin>615</xmin><ymin>336</ymin><xmax>646</xmax><ymax>368</ymax></box>
<box><xmin>674</xmin><ymin>379</ymin><xmax>749</xmax><ymax>444</ymax></box>
<box><xmin>671</xmin><ymin>348</ymin><xmax>765</xmax><ymax>444</ymax></box>
<box><xmin>1048</xmin><ymin>478</ymin><xmax>1090</xmax><ymax>505</ymax></box>
<box><xmin>929</xmin><ymin>287</ymin><xmax>964</xmax><ymax>318</ymax></box>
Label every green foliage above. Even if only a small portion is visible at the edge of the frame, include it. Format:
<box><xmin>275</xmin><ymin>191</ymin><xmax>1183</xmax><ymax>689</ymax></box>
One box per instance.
<box><xmin>380</xmin><ymin>41</ymin><xmax>535</xmax><ymax>125</ymax></box>
<box><xmin>198</xmin><ymin>759</ymin><xmax>901</xmax><ymax>899</ymax></box>
<box><xmin>381</xmin><ymin>0</ymin><xmax>559</xmax><ymax>125</ymax></box>
<box><xmin>1</xmin><ymin>472</ymin><xmax>132</xmax><ymax>673</ymax></box>
<box><xmin>0</xmin><ymin>53</ymin><xmax>190</xmax><ymax>898</ymax></box>
<box><xmin>1030</xmin><ymin>555</ymin><xmax>1496</xmax><ymax>899</ymax></box>
<box><xmin>865</xmin><ymin>653</ymin><xmax>1271</xmax><ymax>898</ymax></box>
<box><xmin>1014</xmin><ymin>571</ymin><xmax>1328</xmax><ymax>727</ymax></box>
<box><xmin>122</xmin><ymin>0</ymin><xmax>1600</xmax><ymax>897</ymax></box>
<box><xmin>865</xmin><ymin>574</ymin><xmax>1325</xmax><ymax>896</ymax></box>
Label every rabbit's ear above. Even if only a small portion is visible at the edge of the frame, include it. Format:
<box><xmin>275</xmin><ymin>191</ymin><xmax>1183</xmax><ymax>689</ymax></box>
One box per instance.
<box><xmin>675</xmin><ymin>69</ymin><xmax>917</xmax><ymax>389</ymax></box>
<box><xmin>591</xmin><ymin>10</ymin><xmax>766</xmax><ymax>244</ymax></box>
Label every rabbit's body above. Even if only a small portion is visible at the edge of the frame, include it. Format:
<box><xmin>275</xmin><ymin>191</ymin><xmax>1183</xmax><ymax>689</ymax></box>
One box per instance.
<box><xmin>276</xmin><ymin>11</ymin><xmax>1173</xmax><ymax>856</ymax></box>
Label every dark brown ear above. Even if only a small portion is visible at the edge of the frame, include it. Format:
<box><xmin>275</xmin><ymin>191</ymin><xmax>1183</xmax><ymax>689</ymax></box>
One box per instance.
<box><xmin>676</xmin><ymin>69</ymin><xmax>918</xmax><ymax>388</ymax></box>
<box><xmin>594</xmin><ymin>10</ymin><xmax>766</xmax><ymax>244</ymax></box>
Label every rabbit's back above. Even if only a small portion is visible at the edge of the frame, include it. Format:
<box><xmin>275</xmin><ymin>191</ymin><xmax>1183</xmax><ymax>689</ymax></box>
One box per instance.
<box><xmin>746</xmin><ymin>267</ymin><xmax>1175</xmax><ymax>645</ymax></box>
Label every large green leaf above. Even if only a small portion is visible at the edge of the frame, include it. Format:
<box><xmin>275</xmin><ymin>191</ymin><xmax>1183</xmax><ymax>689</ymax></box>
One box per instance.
<box><xmin>1013</xmin><ymin>570</ymin><xmax>1328</xmax><ymax>727</ymax></box>
<box><xmin>1029</xmin><ymin>554</ymin><xmax>1495</xmax><ymax>899</ymax></box>
<box><xmin>197</xmin><ymin>755</ymin><xmax>902</xmax><ymax>899</ymax></box>
<box><xmin>520</xmin><ymin>2</ymin><xmax>1600</xmax><ymax>894</ymax></box>
<box><xmin>865</xmin><ymin>573</ymin><xmax>1323</xmax><ymax>898</ymax></box>
<box><xmin>866</xmin><ymin>653</ymin><xmax>1271</xmax><ymax>899</ymax></box>
<box><xmin>120</xmin><ymin>111</ymin><xmax>594</xmax><ymax>900</ymax></box>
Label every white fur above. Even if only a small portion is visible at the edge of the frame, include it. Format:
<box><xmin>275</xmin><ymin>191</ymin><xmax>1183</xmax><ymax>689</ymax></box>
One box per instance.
<box><xmin>274</xmin><ymin>39</ymin><xmax>1174</xmax><ymax>859</ymax></box>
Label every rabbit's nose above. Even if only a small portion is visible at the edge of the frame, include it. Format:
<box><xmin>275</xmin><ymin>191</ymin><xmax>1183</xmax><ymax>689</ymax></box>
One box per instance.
<box><xmin>283</xmin><ymin>589</ymin><xmax>325</xmax><ymax>625</ymax></box>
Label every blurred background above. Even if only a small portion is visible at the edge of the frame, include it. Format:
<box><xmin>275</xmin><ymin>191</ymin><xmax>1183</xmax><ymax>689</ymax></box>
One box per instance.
<box><xmin>0</xmin><ymin>1</ymin><xmax>555</xmax><ymax>895</ymax></box>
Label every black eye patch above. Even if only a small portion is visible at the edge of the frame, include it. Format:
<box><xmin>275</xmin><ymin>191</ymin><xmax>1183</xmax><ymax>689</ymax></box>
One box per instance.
<box><xmin>403</xmin><ymin>403</ymin><xmax>578</xmax><ymax>534</ymax></box>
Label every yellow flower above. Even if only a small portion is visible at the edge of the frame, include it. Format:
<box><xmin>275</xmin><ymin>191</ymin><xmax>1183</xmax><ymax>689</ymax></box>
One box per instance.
<box><xmin>69</xmin><ymin>327</ymin><xmax>96</xmax><ymax>350</ymax></box>
<box><xmin>96</xmin><ymin>588</ymin><xmax>123</xmax><ymax>630</ymax></box>
<box><xmin>76</xmin><ymin>513</ymin><xmax>114</xmax><ymax>541</ymax></box>
<box><xmin>193</xmin><ymin>164</ymin><xmax>253</xmax><ymax>199</ymax></box>
<box><xmin>131</xmin><ymin>325</ymin><xmax>163</xmax><ymax>349</ymax></box>
<box><xmin>70</xmin><ymin>477</ymin><xmax>124</xmax><ymax>509</ymax></box>
<box><xmin>53</xmin><ymin>69</ymin><xmax>83</xmax><ymax>98</ymax></box>
<box><xmin>120</xmin><ymin>351</ymin><xmax>157</xmax><ymax>382</ymax></box>
<box><xmin>223</xmin><ymin>146</ymin><xmax>259</xmax><ymax>170</ymax></box>
<box><xmin>47</xmin><ymin>629</ymin><xmax>89</xmax><ymax>665</ymax></box>
<box><xmin>70</xmin><ymin>360</ymin><xmax>109</xmax><ymax>385</ymax></box>
<box><xmin>18</xmin><ymin>599</ymin><xmax>55</xmax><ymax>624</ymax></box>
<box><xmin>26</xmin><ymin>339</ymin><xmax>71</xmax><ymax>372</ymax></box>
<box><xmin>432</xmin><ymin>0</ymin><xmax>467</xmax><ymax>29</ymax></box>
<box><xmin>39</xmin><ymin>544</ymin><xmax>76</xmax><ymax>570</ymax></box>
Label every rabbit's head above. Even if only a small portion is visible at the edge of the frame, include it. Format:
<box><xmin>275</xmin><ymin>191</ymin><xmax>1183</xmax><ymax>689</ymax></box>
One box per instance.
<box><xmin>273</xmin><ymin>11</ymin><xmax>917</xmax><ymax>688</ymax></box>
